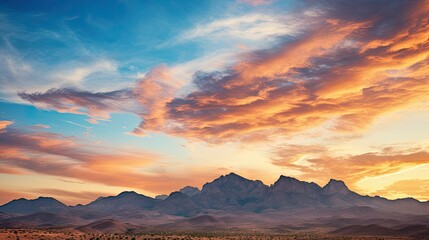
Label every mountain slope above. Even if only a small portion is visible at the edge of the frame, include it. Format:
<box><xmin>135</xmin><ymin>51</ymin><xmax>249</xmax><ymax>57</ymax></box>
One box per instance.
<box><xmin>76</xmin><ymin>219</ymin><xmax>135</xmax><ymax>234</ymax></box>
<box><xmin>193</xmin><ymin>172</ymin><xmax>269</xmax><ymax>210</ymax></box>
<box><xmin>0</xmin><ymin>197</ymin><xmax>67</xmax><ymax>214</ymax></box>
<box><xmin>80</xmin><ymin>191</ymin><xmax>157</xmax><ymax>212</ymax></box>
<box><xmin>156</xmin><ymin>191</ymin><xmax>201</xmax><ymax>216</ymax></box>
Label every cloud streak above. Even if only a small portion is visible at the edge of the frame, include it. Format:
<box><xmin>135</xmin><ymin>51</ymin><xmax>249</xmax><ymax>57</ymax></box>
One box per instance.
<box><xmin>18</xmin><ymin>88</ymin><xmax>135</xmax><ymax>124</ymax></box>
<box><xmin>0</xmin><ymin>120</ymin><xmax>13</xmax><ymax>132</ymax></box>
<box><xmin>0</xmin><ymin>125</ymin><xmax>222</xmax><ymax>195</ymax></box>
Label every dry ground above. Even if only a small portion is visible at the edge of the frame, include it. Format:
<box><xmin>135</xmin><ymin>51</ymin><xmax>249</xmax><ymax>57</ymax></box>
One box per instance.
<box><xmin>0</xmin><ymin>229</ymin><xmax>423</xmax><ymax>240</ymax></box>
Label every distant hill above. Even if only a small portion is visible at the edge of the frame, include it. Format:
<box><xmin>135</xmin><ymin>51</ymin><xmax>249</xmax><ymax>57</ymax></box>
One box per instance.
<box><xmin>0</xmin><ymin>197</ymin><xmax>67</xmax><ymax>214</ymax></box>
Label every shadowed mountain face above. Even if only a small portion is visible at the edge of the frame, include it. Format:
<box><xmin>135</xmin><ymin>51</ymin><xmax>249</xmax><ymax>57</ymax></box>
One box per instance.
<box><xmin>1</xmin><ymin>173</ymin><xmax>429</xmax><ymax>236</ymax></box>
<box><xmin>179</xmin><ymin>186</ymin><xmax>200</xmax><ymax>197</ymax></box>
<box><xmin>194</xmin><ymin>173</ymin><xmax>269</xmax><ymax>209</ymax></box>
<box><xmin>322</xmin><ymin>179</ymin><xmax>351</xmax><ymax>196</ymax></box>
<box><xmin>265</xmin><ymin>176</ymin><xmax>323</xmax><ymax>208</ymax></box>
<box><xmin>156</xmin><ymin>191</ymin><xmax>200</xmax><ymax>216</ymax></box>
<box><xmin>81</xmin><ymin>191</ymin><xmax>157</xmax><ymax>212</ymax></box>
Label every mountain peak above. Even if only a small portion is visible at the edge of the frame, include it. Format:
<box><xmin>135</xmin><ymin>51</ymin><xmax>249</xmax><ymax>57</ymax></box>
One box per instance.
<box><xmin>36</xmin><ymin>196</ymin><xmax>58</xmax><ymax>201</ymax></box>
<box><xmin>117</xmin><ymin>191</ymin><xmax>139</xmax><ymax>197</ymax></box>
<box><xmin>322</xmin><ymin>179</ymin><xmax>351</xmax><ymax>195</ymax></box>
<box><xmin>271</xmin><ymin>175</ymin><xmax>322</xmax><ymax>198</ymax></box>
<box><xmin>272</xmin><ymin>175</ymin><xmax>299</xmax><ymax>187</ymax></box>
<box><xmin>277</xmin><ymin>175</ymin><xmax>299</xmax><ymax>181</ymax></box>
<box><xmin>202</xmin><ymin>172</ymin><xmax>251</xmax><ymax>188</ymax></box>
<box><xmin>197</xmin><ymin>172</ymin><xmax>268</xmax><ymax>209</ymax></box>
<box><xmin>84</xmin><ymin>190</ymin><xmax>156</xmax><ymax>211</ymax></box>
<box><xmin>167</xmin><ymin>191</ymin><xmax>187</xmax><ymax>200</ymax></box>
<box><xmin>179</xmin><ymin>186</ymin><xmax>200</xmax><ymax>197</ymax></box>
<box><xmin>224</xmin><ymin>172</ymin><xmax>244</xmax><ymax>179</ymax></box>
<box><xmin>155</xmin><ymin>194</ymin><xmax>168</xmax><ymax>200</ymax></box>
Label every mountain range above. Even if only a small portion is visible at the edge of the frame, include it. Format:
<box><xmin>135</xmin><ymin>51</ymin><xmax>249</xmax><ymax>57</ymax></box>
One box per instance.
<box><xmin>1</xmin><ymin>173</ymin><xmax>429</xmax><ymax>237</ymax></box>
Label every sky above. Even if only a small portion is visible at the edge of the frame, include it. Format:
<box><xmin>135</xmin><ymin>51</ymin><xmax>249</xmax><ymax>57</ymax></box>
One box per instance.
<box><xmin>0</xmin><ymin>0</ymin><xmax>428</xmax><ymax>205</ymax></box>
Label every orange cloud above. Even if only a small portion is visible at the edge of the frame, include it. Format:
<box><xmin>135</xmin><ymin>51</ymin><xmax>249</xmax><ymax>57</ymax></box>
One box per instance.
<box><xmin>0</xmin><ymin>190</ymin><xmax>36</xmax><ymax>205</ymax></box>
<box><xmin>155</xmin><ymin>0</ymin><xmax>429</xmax><ymax>142</ymax></box>
<box><xmin>271</xmin><ymin>144</ymin><xmax>429</xmax><ymax>193</ymax></box>
<box><xmin>0</xmin><ymin>120</ymin><xmax>13</xmax><ymax>132</ymax></box>
<box><xmin>132</xmin><ymin>65</ymin><xmax>182</xmax><ymax>136</ymax></box>
<box><xmin>372</xmin><ymin>179</ymin><xmax>429</xmax><ymax>201</ymax></box>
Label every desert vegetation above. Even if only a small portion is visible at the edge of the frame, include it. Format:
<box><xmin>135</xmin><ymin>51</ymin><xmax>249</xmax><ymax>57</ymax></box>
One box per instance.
<box><xmin>1</xmin><ymin>228</ymin><xmax>425</xmax><ymax>240</ymax></box>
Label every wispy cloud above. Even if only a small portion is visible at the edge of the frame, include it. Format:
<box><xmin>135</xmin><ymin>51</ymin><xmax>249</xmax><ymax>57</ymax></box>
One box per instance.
<box><xmin>237</xmin><ymin>0</ymin><xmax>274</xmax><ymax>6</ymax></box>
<box><xmin>30</xmin><ymin>124</ymin><xmax>50</xmax><ymax>130</ymax></box>
<box><xmin>18</xmin><ymin>88</ymin><xmax>135</xmax><ymax>124</ymax></box>
<box><xmin>49</xmin><ymin>59</ymin><xmax>118</xmax><ymax>86</ymax></box>
<box><xmin>179</xmin><ymin>13</ymin><xmax>299</xmax><ymax>44</ymax></box>
<box><xmin>0</xmin><ymin>10</ymin><xmax>125</xmax><ymax>102</ymax></box>
<box><xmin>0</xmin><ymin>126</ymin><xmax>223</xmax><ymax>195</ymax></box>
<box><xmin>64</xmin><ymin>120</ymin><xmax>92</xmax><ymax>135</ymax></box>
<box><xmin>0</xmin><ymin>120</ymin><xmax>13</xmax><ymax>132</ymax></box>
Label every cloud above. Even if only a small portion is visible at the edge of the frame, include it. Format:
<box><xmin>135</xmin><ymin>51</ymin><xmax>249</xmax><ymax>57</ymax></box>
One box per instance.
<box><xmin>237</xmin><ymin>0</ymin><xmax>273</xmax><ymax>6</ymax></box>
<box><xmin>0</xmin><ymin>120</ymin><xmax>13</xmax><ymax>131</ymax></box>
<box><xmin>179</xmin><ymin>13</ymin><xmax>298</xmax><ymax>44</ymax></box>
<box><xmin>271</xmin><ymin>144</ymin><xmax>327</xmax><ymax>164</ymax></box>
<box><xmin>372</xmin><ymin>179</ymin><xmax>429</xmax><ymax>201</ymax></box>
<box><xmin>30</xmin><ymin>124</ymin><xmax>50</xmax><ymax>129</ymax></box>
<box><xmin>154</xmin><ymin>0</ymin><xmax>429</xmax><ymax>142</ymax></box>
<box><xmin>131</xmin><ymin>65</ymin><xmax>183</xmax><ymax>136</ymax></box>
<box><xmin>18</xmin><ymin>88</ymin><xmax>135</xmax><ymax>124</ymax></box>
<box><xmin>64</xmin><ymin>120</ymin><xmax>92</xmax><ymax>135</ymax></box>
<box><xmin>0</xmin><ymin>190</ymin><xmax>35</xmax><ymax>205</ymax></box>
<box><xmin>0</xmin><ymin>126</ymin><xmax>222</xmax><ymax>196</ymax></box>
<box><xmin>49</xmin><ymin>59</ymin><xmax>118</xmax><ymax>86</ymax></box>
<box><xmin>0</xmin><ymin>20</ymin><xmax>124</xmax><ymax>103</ymax></box>
<box><xmin>271</xmin><ymin>144</ymin><xmax>429</xmax><ymax>191</ymax></box>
